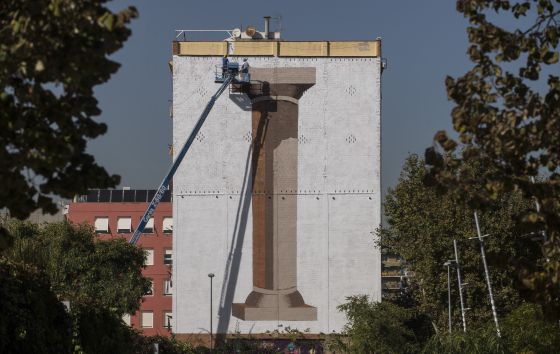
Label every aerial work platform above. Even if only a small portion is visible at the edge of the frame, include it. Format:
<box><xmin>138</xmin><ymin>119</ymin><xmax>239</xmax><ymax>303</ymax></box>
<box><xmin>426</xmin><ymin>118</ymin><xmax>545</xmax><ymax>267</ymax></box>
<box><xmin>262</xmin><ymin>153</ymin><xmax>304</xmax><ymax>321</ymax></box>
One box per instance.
<box><xmin>215</xmin><ymin>62</ymin><xmax>242</xmax><ymax>83</ymax></box>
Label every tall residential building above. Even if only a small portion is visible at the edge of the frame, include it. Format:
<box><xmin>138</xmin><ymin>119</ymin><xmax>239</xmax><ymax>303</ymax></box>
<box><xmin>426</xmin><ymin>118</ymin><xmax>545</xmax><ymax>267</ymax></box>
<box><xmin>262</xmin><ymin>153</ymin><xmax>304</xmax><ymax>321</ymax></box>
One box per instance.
<box><xmin>381</xmin><ymin>250</ymin><xmax>414</xmax><ymax>300</ymax></box>
<box><xmin>66</xmin><ymin>188</ymin><xmax>173</xmax><ymax>336</ymax></box>
<box><xmin>381</xmin><ymin>252</ymin><xmax>405</xmax><ymax>299</ymax></box>
<box><xmin>172</xmin><ymin>22</ymin><xmax>383</xmax><ymax>342</ymax></box>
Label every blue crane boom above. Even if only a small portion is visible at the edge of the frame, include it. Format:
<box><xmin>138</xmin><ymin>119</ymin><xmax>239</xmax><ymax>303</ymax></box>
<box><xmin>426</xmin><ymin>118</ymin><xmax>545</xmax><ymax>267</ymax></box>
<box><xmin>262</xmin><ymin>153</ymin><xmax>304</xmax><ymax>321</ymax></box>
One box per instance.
<box><xmin>129</xmin><ymin>74</ymin><xmax>234</xmax><ymax>245</ymax></box>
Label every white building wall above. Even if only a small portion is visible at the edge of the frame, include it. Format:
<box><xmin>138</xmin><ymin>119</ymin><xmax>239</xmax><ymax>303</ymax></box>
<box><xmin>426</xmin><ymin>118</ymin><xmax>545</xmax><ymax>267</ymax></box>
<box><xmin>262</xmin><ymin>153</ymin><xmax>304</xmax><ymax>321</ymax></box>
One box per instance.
<box><xmin>172</xmin><ymin>56</ymin><xmax>381</xmax><ymax>334</ymax></box>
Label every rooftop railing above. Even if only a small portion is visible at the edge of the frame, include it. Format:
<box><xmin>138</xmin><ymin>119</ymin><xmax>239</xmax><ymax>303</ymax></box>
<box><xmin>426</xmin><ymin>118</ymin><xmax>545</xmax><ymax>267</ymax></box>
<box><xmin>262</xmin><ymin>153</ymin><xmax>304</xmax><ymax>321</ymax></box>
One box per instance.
<box><xmin>74</xmin><ymin>189</ymin><xmax>172</xmax><ymax>203</ymax></box>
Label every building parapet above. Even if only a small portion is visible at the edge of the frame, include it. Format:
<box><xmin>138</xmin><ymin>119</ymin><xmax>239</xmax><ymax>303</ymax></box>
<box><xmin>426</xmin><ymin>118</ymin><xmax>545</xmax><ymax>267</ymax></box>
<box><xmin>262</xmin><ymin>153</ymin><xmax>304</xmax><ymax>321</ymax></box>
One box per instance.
<box><xmin>172</xmin><ymin>40</ymin><xmax>381</xmax><ymax>58</ymax></box>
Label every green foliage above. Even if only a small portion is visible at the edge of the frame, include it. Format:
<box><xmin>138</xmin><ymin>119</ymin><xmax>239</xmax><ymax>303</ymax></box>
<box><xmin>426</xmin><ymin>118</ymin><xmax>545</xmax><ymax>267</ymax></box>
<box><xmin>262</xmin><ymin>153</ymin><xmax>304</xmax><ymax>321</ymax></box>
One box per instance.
<box><xmin>72</xmin><ymin>311</ymin><xmax>196</xmax><ymax>354</ymax></box>
<box><xmin>425</xmin><ymin>0</ymin><xmax>560</xmax><ymax>316</ymax></box>
<box><xmin>500</xmin><ymin>303</ymin><xmax>560</xmax><ymax>353</ymax></box>
<box><xmin>1</xmin><ymin>220</ymin><xmax>151</xmax><ymax>353</ymax></box>
<box><xmin>334</xmin><ymin>278</ymin><xmax>560</xmax><ymax>353</ymax></box>
<box><xmin>423</xmin><ymin>304</ymin><xmax>560</xmax><ymax>354</ymax></box>
<box><xmin>382</xmin><ymin>155</ymin><xmax>538</xmax><ymax>329</ymax></box>
<box><xmin>74</xmin><ymin>308</ymin><xmax>140</xmax><ymax>354</ymax></box>
<box><xmin>333</xmin><ymin>295</ymin><xmax>430</xmax><ymax>354</ymax></box>
<box><xmin>0</xmin><ymin>257</ymin><xmax>71</xmax><ymax>354</ymax></box>
<box><xmin>0</xmin><ymin>0</ymin><xmax>138</xmax><ymax>218</ymax></box>
<box><xmin>362</xmin><ymin>156</ymin><xmax>560</xmax><ymax>352</ymax></box>
<box><xmin>69</xmin><ymin>309</ymin><xmax>197</xmax><ymax>354</ymax></box>
<box><xmin>137</xmin><ymin>335</ymin><xmax>196</xmax><ymax>354</ymax></box>
<box><xmin>423</xmin><ymin>326</ymin><xmax>505</xmax><ymax>354</ymax></box>
<box><xmin>4</xmin><ymin>220</ymin><xmax>150</xmax><ymax>315</ymax></box>
<box><xmin>214</xmin><ymin>328</ymin><xmax>322</xmax><ymax>353</ymax></box>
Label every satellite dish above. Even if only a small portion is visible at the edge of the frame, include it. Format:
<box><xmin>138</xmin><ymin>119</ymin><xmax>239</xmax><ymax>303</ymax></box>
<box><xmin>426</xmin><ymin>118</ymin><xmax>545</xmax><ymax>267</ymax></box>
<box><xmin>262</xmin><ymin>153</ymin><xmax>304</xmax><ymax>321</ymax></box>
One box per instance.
<box><xmin>232</xmin><ymin>28</ymin><xmax>241</xmax><ymax>38</ymax></box>
<box><xmin>245</xmin><ymin>26</ymin><xmax>257</xmax><ymax>37</ymax></box>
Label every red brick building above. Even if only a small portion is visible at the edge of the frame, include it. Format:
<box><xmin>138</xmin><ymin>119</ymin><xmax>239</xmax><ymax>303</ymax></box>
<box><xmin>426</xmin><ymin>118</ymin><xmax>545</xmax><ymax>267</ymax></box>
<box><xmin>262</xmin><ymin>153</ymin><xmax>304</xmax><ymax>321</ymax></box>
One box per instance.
<box><xmin>66</xmin><ymin>188</ymin><xmax>173</xmax><ymax>337</ymax></box>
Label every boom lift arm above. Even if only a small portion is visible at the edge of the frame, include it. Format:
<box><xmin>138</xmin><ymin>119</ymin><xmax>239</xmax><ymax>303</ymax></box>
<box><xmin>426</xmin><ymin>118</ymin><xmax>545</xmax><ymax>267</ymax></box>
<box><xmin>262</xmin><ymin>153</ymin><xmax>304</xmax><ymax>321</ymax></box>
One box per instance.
<box><xmin>129</xmin><ymin>74</ymin><xmax>234</xmax><ymax>245</ymax></box>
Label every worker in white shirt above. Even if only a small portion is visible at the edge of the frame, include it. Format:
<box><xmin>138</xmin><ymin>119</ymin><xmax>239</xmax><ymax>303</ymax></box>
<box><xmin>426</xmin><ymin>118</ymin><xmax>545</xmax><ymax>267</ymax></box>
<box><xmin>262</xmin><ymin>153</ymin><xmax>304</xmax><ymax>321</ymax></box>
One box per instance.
<box><xmin>241</xmin><ymin>58</ymin><xmax>250</xmax><ymax>82</ymax></box>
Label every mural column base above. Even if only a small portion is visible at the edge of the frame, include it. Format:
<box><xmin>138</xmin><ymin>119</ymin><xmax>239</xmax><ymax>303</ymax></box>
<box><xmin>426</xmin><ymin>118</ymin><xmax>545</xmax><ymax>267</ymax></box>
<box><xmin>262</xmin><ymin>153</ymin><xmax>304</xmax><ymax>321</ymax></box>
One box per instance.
<box><xmin>232</xmin><ymin>304</ymin><xmax>317</xmax><ymax>321</ymax></box>
<box><xmin>232</xmin><ymin>287</ymin><xmax>317</xmax><ymax>321</ymax></box>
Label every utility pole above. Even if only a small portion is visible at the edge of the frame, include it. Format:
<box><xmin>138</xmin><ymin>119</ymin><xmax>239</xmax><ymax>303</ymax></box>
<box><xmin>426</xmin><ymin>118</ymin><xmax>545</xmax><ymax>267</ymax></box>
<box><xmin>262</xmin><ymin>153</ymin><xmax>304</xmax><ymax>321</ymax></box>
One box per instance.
<box><xmin>443</xmin><ymin>260</ymin><xmax>454</xmax><ymax>333</ymax></box>
<box><xmin>473</xmin><ymin>212</ymin><xmax>501</xmax><ymax>337</ymax></box>
<box><xmin>453</xmin><ymin>240</ymin><xmax>467</xmax><ymax>332</ymax></box>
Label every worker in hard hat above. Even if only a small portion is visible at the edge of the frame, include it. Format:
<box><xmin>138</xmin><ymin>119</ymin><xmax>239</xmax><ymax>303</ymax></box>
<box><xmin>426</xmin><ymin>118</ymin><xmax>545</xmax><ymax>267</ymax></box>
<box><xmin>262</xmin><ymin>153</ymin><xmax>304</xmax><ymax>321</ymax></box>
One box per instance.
<box><xmin>241</xmin><ymin>58</ymin><xmax>250</xmax><ymax>82</ymax></box>
<box><xmin>222</xmin><ymin>54</ymin><xmax>229</xmax><ymax>78</ymax></box>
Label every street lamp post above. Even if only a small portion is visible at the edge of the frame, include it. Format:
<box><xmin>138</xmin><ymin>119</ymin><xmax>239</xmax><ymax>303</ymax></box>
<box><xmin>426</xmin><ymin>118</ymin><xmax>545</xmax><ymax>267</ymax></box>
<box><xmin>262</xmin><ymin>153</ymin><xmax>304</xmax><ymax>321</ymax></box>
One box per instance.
<box><xmin>208</xmin><ymin>273</ymin><xmax>215</xmax><ymax>352</ymax></box>
<box><xmin>453</xmin><ymin>240</ymin><xmax>468</xmax><ymax>332</ymax></box>
<box><xmin>443</xmin><ymin>260</ymin><xmax>454</xmax><ymax>334</ymax></box>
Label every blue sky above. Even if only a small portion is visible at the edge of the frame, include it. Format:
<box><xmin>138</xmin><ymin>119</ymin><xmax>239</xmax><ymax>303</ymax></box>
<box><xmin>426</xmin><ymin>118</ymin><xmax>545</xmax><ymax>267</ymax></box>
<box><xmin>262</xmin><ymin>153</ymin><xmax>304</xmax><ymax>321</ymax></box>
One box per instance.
<box><xmin>91</xmin><ymin>0</ymin><xmax>472</xmax><ymax>194</ymax></box>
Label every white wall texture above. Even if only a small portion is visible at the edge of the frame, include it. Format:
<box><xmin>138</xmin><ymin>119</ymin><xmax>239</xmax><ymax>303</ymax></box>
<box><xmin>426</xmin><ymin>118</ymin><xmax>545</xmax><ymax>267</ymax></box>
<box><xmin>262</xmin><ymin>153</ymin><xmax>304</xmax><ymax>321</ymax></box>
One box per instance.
<box><xmin>172</xmin><ymin>56</ymin><xmax>382</xmax><ymax>335</ymax></box>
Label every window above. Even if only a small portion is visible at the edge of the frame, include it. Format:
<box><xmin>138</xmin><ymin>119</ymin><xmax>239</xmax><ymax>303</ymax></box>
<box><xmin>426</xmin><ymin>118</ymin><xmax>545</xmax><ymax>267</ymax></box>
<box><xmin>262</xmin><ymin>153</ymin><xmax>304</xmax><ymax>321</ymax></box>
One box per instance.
<box><xmin>164</xmin><ymin>249</ymin><xmax>173</xmax><ymax>266</ymax></box>
<box><xmin>164</xmin><ymin>280</ymin><xmax>173</xmax><ymax>296</ymax></box>
<box><xmin>145</xmin><ymin>249</ymin><xmax>154</xmax><ymax>266</ymax></box>
<box><xmin>144</xmin><ymin>217</ymin><xmax>154</xmax><ymax>234</ymax></box>
<box><xmin>122</xmin><ymin>314</ymin><xmax>131</xmax><ymax>326</ymax></box>
<box><xmin>163</xmin><ymin>311</ymin><xmax>172</xmax><ymax>329</ymax></box>
<box><xmin>163</xmin><ymin>217</ymin><xmax>173</xmax><ymax>234</ymax></box>
<box><xmin>117</xmin><ymin>217</ymin><xmax>132</xmax><ymax>233</ymax></box>
<box><xmin>141</xmin><ymin>311</ymin><xmax>153</xmax><ymax>328</ymax></box>
<box><xmin>94</xmin><ymin>217</ymin><xmax>109</xmax><ymax>233</ymax></box>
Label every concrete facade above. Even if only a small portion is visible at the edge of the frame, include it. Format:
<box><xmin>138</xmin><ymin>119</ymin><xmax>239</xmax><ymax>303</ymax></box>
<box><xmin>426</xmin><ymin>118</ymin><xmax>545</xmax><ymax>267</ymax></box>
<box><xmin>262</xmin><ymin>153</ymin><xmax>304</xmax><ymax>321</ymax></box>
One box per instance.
<box><xmin>172</xmin><ymin>45</ymin><xmax>382</xmax><ymax>336</ymax></box>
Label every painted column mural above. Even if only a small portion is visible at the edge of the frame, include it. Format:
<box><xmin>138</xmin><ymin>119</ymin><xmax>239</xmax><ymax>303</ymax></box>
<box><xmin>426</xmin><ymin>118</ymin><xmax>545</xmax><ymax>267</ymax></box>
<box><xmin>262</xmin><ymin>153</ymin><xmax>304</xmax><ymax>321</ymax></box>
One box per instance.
<box><xmin>232</xmin><ymin>68</ymin><xmax>317</xmax><ymax>321</ymax></box>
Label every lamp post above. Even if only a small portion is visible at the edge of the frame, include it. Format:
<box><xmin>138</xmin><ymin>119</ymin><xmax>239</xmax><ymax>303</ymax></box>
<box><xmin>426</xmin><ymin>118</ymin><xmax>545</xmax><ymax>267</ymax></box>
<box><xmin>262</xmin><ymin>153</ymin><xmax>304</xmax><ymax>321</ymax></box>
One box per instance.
<box><xmin>453</xmin><ymin>240</ymin><xmax>468</xmax><ymax>332</ymax></box>
<box><xmin>208</xmin><ymin>273</ymin><xmax>215</xmax><ymax>352</ymax></box>
<box><xmin>443</xmin><ymin>260</ymin><xmax>454</xmax><ymax>333</ymax></box>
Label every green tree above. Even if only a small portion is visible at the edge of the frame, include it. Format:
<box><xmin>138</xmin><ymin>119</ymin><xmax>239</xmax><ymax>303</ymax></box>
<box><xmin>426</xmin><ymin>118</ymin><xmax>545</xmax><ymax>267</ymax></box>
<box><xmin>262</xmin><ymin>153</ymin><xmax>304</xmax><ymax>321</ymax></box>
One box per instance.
<box><xmin>336</xmin><ymin>156</ymin><xmax>558</xmax><ymax>353</ymax></box>
<box><xmin>2</xmin><ymin>220</ymin><xmax>151</xmax><ymax>353</ymax></box>
<box><xmin>332</xmin><ymin>295</ymin><xmax>431</xmax><ymax>354</ymax></box>
<box><xmin>382</xmin><ymin>155</ymin><xmax>539</xmax><ymax>331</ymax></box>
<box><xmin>423</xmin><ymin>304</ymin><xmax>560</xmax><ymax>354</ymax></box>
<box><xmin>5</xmin><ymin>221</ymin><xmax>150</xmax><ymax>315</ymax></box>
<box><xmin>0</xmin><ymin>0</ymin><xmax>137</xmax><ymax>219</ymax></box>
<box><xmin>135</xmin><ymin>335</ymin><xmax>196</xmax><ymax>354</ymax></box>
<box><xmin>0</xmin><ymin>257</ymin><xmax>71</xmax><ymax>354</ymax></box>
<box><xmin>424</xmin><ymin>0</ymin><xmax>560</xmax><ymax>315</ymax></box>
<box><xmin>500</xmin><ymin>303</ymin><xmax>560</xmax><ymax>353</ymax></box>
